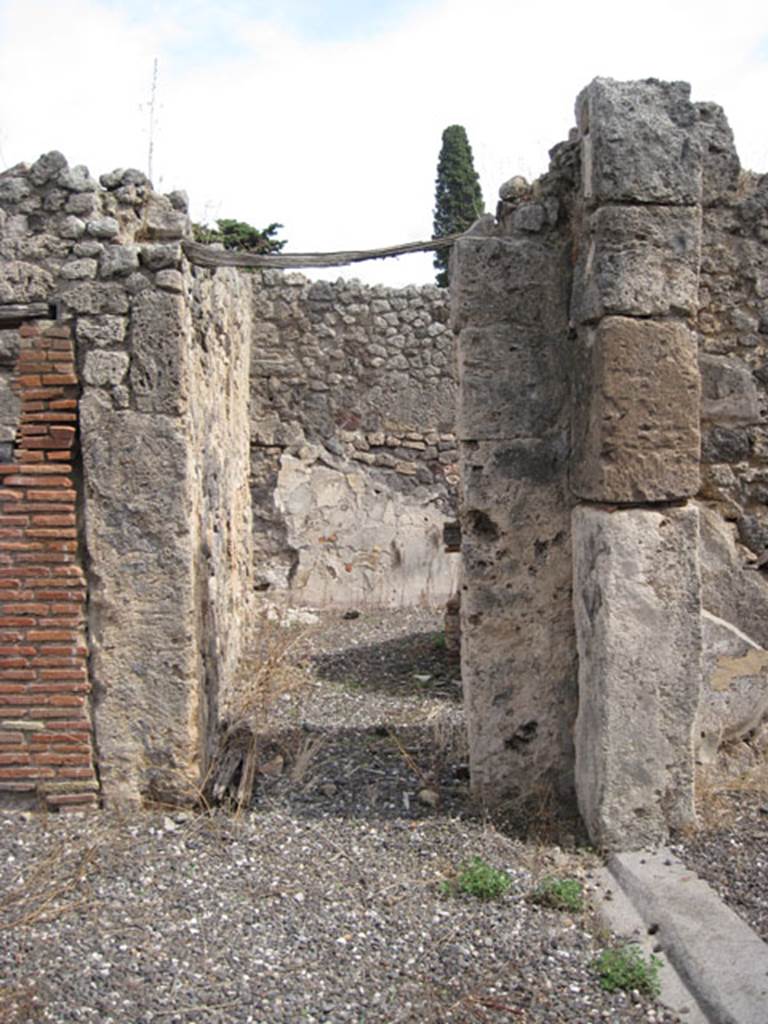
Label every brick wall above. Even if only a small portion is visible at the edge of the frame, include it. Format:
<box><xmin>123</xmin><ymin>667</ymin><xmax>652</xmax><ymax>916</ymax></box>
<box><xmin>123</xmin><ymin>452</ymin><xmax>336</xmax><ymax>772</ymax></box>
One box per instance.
<box><xmin>0</xmin><ymin>319</ymin><xmax>97</xmax><ymax>811</ymax></box>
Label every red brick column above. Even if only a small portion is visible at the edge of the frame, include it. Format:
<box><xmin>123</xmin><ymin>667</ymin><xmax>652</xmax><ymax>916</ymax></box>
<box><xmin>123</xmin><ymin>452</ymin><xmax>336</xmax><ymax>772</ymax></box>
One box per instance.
<box><xmin>0</xmin><ymin>320</ymin><xmax>98</xmax><ymax>810</ymax></box>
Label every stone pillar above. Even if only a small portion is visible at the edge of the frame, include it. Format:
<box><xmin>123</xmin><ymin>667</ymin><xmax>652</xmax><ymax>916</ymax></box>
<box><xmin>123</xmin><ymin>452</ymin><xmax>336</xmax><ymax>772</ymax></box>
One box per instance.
<box><xmin>453</xmin><ymin>208</ymin><xmax>578</xmax><ymax>814</ymax></box>
<box><xmin>570</xmin><ymin>79</ymin><xmax>704</xmax><ymax>848</ymax></box>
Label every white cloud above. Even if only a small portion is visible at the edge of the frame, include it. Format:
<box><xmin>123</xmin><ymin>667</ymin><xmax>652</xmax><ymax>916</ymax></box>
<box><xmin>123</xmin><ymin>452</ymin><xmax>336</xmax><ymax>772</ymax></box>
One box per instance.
<box><xmin>1</xmin><ymin>0</ymin><xmax>768</xmax><ymax>286</ymax></box>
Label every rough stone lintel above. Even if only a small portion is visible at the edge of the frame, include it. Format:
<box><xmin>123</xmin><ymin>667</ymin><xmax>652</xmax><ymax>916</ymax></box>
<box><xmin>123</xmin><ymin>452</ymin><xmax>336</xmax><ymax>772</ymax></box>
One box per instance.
<box><xmin>572</xmin><ymin>504</ymin><xmax>702</xmax><ymax>850</ymax></box>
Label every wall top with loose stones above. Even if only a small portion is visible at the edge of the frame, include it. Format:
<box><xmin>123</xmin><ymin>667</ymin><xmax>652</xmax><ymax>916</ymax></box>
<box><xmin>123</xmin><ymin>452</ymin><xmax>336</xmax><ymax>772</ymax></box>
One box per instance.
<box><xmin>0</xmin><ymin>150</ymin><xmax>191</xmax><ymax>317</ymax></box>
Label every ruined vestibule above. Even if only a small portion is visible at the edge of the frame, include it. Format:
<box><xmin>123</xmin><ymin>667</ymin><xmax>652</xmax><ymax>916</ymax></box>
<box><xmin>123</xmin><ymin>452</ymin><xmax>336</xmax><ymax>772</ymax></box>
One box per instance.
<box><xmin>1</xmin><ymin>78</ymin><xmax>767</xmax><ymax>851</ymax></box>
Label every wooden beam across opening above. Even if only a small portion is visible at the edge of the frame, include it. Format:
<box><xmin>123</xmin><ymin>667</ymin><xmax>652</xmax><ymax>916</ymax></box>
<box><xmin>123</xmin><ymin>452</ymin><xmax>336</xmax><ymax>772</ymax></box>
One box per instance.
<box><xmin>181</xmin><ymin>233</ymin><xmax>461</xmax><ymax>270</ymax></box>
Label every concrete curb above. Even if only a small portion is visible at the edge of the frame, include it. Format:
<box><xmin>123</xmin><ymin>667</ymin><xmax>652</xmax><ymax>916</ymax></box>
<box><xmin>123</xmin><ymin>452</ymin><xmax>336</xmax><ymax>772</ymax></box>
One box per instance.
<box><xmin>593</xmin><ymin>848</ymin><xmax>768</xmax><ymax>1024</ymax></box>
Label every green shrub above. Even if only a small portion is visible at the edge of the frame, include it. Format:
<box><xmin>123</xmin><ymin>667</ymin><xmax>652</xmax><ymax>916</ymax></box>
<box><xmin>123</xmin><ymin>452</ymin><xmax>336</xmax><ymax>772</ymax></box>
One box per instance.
<box><xmin>531</xmin><ymin>876</ymin><xmax>584</xmax><ymax>912</ymax></box>
<box><xmin>593</xmin><ymin>944</ymin><xmax>662</xmax><ymax>997</ymax></box>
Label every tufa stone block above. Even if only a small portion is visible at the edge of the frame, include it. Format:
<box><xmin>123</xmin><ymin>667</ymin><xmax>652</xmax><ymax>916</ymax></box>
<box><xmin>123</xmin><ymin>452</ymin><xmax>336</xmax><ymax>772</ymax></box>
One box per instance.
<box><xmin>456</xmin><ymin>324</ymin><xmax>568</xmax><ymax>442</ymax></box>
<box><xmin>699</xmin><ymin>354</ymin><xmax>761</xmax><ymax>425</ymax></box>
<box><xmin>573</xmin><ymin>205</ymin><xmax>701</xmax><ymax>322</ymax></box>
<box><xmin>450</xmin><ymin>235</ymin><xmax>568</xmax><ymax>334</ymax></box>
<box><xmin>83</xmin><ymin>350</ymin><xmax>130</xmax><ymax>387</ymax></box>
<box><xmin>573</xmin><ymin>504</ymin><xmax>702</xmax><ymax>850</ymax></box>
<box><xmin>570</xmin><ymin>317</ymin><xmax>700</xmax><ymax>503</ymax></box>
<box><xmin>129</xmin><ymin>289</ymin><xmax>189</xmax><ymax>415</ymax></box>
<box><xmin>0</xmin><ymin>261</ymin><xmax>54</xmax><ymax>304</ymax></box>
<box><xmin>577</xmin><ymin>78</ymin><xmax>703</xmax><ymax>205</ymax></box>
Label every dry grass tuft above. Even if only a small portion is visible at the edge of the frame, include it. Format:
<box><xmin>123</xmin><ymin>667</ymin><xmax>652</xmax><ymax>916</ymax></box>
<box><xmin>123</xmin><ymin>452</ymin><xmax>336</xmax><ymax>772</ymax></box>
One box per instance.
<box><xmin>204</xmin><ymin>604</ymin><xmax>316</xmax><ymax>813</ymax></box>
<box><xmin>221</xmin><ymin>604</ymin><xmax>314</xmax><ymax>729</ymax></box>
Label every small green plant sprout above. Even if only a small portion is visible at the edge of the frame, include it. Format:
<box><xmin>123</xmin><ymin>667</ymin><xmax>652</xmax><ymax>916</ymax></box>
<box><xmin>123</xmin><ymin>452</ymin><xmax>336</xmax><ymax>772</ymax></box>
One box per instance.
<box><xmin>531</xmin><ymin>875</ymin><xmax>584</xmax><ymax>912</ymax></box>
<box><xmin>593</xmin><ymin>944</ymin><xmax>662</xmax><ymax>998</ymax></box>
<box><xmin>442</xmin><ymin>856</ymin><xmax>512</xmax><ymax>900</ymax></box>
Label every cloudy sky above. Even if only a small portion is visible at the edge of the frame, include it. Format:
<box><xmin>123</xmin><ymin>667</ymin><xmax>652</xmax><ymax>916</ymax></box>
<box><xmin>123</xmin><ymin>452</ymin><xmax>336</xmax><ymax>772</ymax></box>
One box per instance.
<box><xmin>1</xmin><ymin>0</ymin><xmax>768</xmax><ymax>286</ymax></box>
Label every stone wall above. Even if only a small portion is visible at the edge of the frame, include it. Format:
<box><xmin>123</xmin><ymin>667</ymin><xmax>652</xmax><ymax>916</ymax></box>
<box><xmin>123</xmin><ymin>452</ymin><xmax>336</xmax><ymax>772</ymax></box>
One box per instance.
<box><xmin>249</xmin><ymin>271</ymin><xmax>460</xmax><ymax>607</ymax></box>
<box><xmin>0</xmin><ymin>153</ymin><xmax>254</xmax><ymax>808</ymax></box>
<box><xmin>455</xmin><ymin>78</ymin><xmax>768</xmax><ymax>850</ymax></box>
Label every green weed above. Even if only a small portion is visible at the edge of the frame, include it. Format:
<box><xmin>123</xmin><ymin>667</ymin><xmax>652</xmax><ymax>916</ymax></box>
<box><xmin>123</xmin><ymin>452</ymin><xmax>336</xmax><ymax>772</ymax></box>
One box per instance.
<box><xmin>442</xmin><ymin>856</ymin><xmax>512</xmax><ymax>900</ymax></box>
<box><xmin>593</xmin><ymin>944</ymin><xmax>662</xmax><ymax>997</ymax></box>
<box><xmin>531</xmin><ymin>875</ymin><xmax>584</xmax><ymax>912</ymax></box>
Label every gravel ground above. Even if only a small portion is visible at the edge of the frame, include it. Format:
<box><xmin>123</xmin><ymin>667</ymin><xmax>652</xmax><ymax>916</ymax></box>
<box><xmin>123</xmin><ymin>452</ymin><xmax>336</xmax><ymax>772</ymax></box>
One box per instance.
<box><xmin>0</xmin><ymin>608</ymin><xmax>694</xmax><ymax>1023</ymax></box>
<box><xmin>671</xmin><ymin>756</ymin><xmax>768</xmax><ymax>943</ymax></box>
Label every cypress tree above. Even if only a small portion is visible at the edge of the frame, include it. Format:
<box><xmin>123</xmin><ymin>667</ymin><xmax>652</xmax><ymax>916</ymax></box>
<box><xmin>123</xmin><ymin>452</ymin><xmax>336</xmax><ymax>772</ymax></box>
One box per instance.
<box><xmin>432</xmin><ymin>125</ymin><xmax>484</xmax><ymax>287</ymax></box>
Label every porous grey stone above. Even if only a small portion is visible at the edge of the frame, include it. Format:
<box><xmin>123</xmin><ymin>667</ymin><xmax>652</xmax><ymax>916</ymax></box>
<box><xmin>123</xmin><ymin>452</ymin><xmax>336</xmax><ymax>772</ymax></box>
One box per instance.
<box><xmin>122</xmin><ymin>168</ymin><xmax>150</xmax><ymax>187</ymax></box>
<box><xmin>59</xmin><ymin>258</ymin><xmax>97</xmax><ymax>281</ymax></box>
<box><xmin>512</xmin><ymin>203</ymin><xmax>546</xmax><ymax>233</ymax></box>
<box><xmin>698</xmin><ymin>610</ymin><xmax>768</xmax><ymax>763</ymax></box>
<box><xmin>57</xmin><ymin>165</ymin><xmax>97</xmax><ymax>192</ymax></box>
<box><xmin>460</xmin><ymin>437</ymin><xmax>576</xmax><ymax>812</ymax></box>
<box><xmin>140</xmin><ymin>244</ymin><xmax>182</xmax><ymax>270</ymax></box>
<box><xmin>0</xmin><ymin>330</ymin><xmax>20</xmax><ymax>364</ymax></box>
<box><xmin>42</xmin><ymin>188</ymin><xmax>68</xmax><ymax>213</ymax></box>
<box><xmin>114</xmin><ymin>184</ymin><xmax>146</xmax><ymax>208</ymax></box>
<box><xmin>76</xmin><ymin>315</ymin><xmax>127</xmax><ymax>348</ymax></box>
<box><xmin>737</xmin><ymin>513</ymin><xmax>768</xmax><ymax>556</ymax></box>
<box><xmin>0</xmin><ymin>260</ymin><xmax>54</xmax><ymax>303</ymax></box>
<box><xmin>56</xmin><ymin>214</ymin><xmax>85</xmax><ymax>239</ymax></box>
<box><xmin>99</xmin><ymin>168</ymin><xmax>125</xmax><ymax>189</ymax></box>
<box><xmin>11</xmin><ymin>235</ymin><xmax>68</xmax><ymax>262</ymax></box>
<box><xmin>0</xmin><ymin>177</ymin><xmax>31</xmax><ymax>204</ymax></box>
<box><xmin>65</xmin><ymin>192</ymin><xmax>97</xmax><ymax>216</ymax></box>
<box><xmin>99</xmin><ymin>245</ymin><xmax>140</xmax><ymax>277</ymax></box>
<box><xmin>155</xmin><ymin>269</ymin><xmax>183</xmax><ymax>293</ymax></box>
<box><xmin>73</xmin><ymin>240</ymin><xmax>104</xmax><ymax>258</ymax></box>
<box><xmin>571</xmin><ymin>317</ymin><xmax>701</xmax><ymax>502</ymax></box>
<box><xmin>60</xmin><ymin>281</ymin><xmax>129</xmax><ymax>315</ymax></box>
<box><xmin>28</xmin><ymin>150</ymin><xmax>68</xmax><ymax>186</ymax></box>
<box><xmin>86</xmin><ymin>217</ymin><xmax>120</xmax><ymax>240</ymax></box>
<box><xmin>451</xmin><ymin>235</ymin><xmax>567</xmax><ymax>333</ymax></box>
<box><xmin>129</xmin><ymin>289</ymin><xmax>188</xmax><ymax>414</ymax></box>
<box><xmin>142</xmin><ymin>195</ymin><xmax>190</xmax><ymax>240</ymax></box>
<box><xmin>457</xmin><ymin>324</ymin><xmax>568</xmax><ymax>442</ymax></box>
<box><xmin>124</xmin><ymin>271</ymin><xmax>152</xmax><ymax>295</ymax></box>
<box><xmin>80</xmin><ymin>392</ymin><xmax>200</xmax><ymax>806</ymax></box>
<box><xmin>83</xmin><ymin>350</ymin><xmax>130</xmax><ymax>386</ymax></box>
<box><xmin>574</xmin><ymin>205</ymin><xmax>701</xmax><ymax>321</ymax></box>
<box><xmin>573</xmin><ymin>504</ymin><xmax>702</xmax><ymax>850</ymax></box>
<box><xmin>166</xmin><ymin>190</ymin><xmax>189</xmax><ymax>212</ymax></box>
<box><xmin>699</xmin><ymin>354</ymin><xmax>761</xmax><ymax>425</ymax></box>
<box><xmin>0</xmin><ymin>374</ymin><xmax>20</xmax><ymax>433</ymax></box>
<box><xmin>701</xmin><ymin>425</ymin><xmax>750</xmax><ymax>463</ymax></box>
<box><xmin>578</xmin><ymin>77</ymin><xmax>702</xmax><ymax>205</ymax></box>
<box><xmin>696</xmin><ymin>101</ymin><xmax>741</xmax><ymax>205</ymax></box>
<box><xmin>498</xmin><ymin>175</ymin><xmax>529</xmax><ymax>201</ymax></box>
